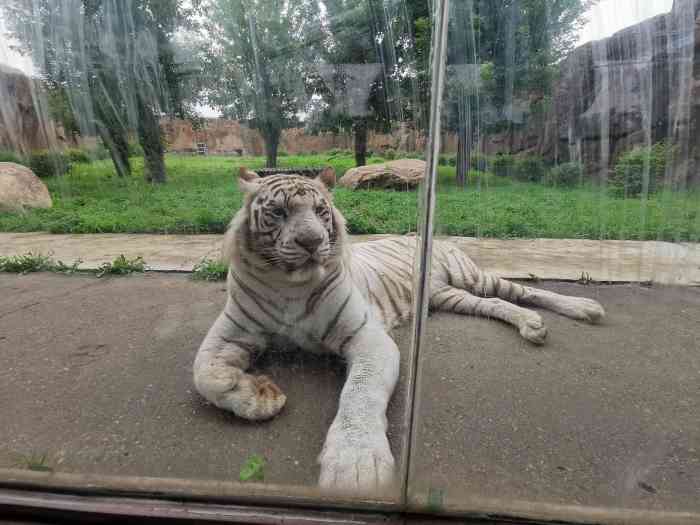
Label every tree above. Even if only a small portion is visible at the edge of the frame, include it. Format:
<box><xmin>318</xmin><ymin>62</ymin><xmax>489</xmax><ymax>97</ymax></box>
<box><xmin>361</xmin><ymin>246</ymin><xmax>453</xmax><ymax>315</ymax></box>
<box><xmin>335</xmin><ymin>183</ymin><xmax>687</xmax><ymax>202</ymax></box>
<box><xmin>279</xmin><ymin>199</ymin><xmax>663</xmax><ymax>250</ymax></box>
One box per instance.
<box><xmin>3</xmin><ymin>0</ymin><xmax>194</xmax><ymax>182</ymax></box>
<box><xmin>197</xmin><ymin>0</ymin><xmax>320</xmax><ymax>168</ymax></box>
<box><xmin>308</xmin><ymin>0</ymin><xmax>409</xmax><ymax>167</ymax></box>
<box><xmin>438</xmin><ymin>0</ymin><xmax>598</xmax><ymax>186</ymax></box>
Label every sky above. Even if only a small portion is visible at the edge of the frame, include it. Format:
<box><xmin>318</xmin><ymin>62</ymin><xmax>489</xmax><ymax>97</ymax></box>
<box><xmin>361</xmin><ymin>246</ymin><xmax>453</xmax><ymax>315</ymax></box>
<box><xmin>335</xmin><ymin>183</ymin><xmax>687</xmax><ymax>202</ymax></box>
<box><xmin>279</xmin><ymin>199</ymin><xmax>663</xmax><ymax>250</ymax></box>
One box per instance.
<box><xmin>0</xmin><ymin>0</ymin><xmax>676</xmax><ymax>115</ymax></box>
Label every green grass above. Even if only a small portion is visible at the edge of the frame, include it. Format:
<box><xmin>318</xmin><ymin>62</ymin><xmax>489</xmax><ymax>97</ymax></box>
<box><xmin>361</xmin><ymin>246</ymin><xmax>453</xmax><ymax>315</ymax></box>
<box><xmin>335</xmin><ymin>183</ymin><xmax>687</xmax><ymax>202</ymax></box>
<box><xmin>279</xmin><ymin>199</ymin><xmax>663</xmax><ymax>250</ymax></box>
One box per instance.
<box><xmin>0</xmin><ymin>153</ymin><xmax>698</xmax><ymax>241</ymax></box>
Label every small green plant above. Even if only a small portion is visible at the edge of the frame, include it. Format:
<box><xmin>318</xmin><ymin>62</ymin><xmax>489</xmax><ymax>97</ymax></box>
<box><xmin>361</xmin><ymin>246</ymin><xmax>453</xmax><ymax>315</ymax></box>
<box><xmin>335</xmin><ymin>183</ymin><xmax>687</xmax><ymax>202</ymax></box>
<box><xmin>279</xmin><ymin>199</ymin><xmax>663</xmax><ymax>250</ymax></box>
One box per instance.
<box><xmin>384</xmin><ymin>148</ymin><xmax>397</xmax><ymax>160</ymax></box>
<box><xmin>28</xmin><ymin>150</ymin><xmax>71</xmax><ymax>178</ymax></box>
<box><xmin>66</xmin><ymin>148</ymin><xmax>92</xmax><ymax>164</ymax></box>
<box><xmin>0</xmin><ymin>150</ymin><xmax>25</xmax><ymax>165</ymax></box>
<box><xmin>0</xmin><ymin>252</ymin><xmax>54</xmax><ymax>273</ymax></box>
<box><xmin>0</xmin><ymin>252</ymin><xmax>83</xmax><ymax>274</ymax></box>
<box><xmin>546</xmin><ymin>162</ymin><xmax>583</xmax><ymax>188</ymax></box>
<box><xmin>192</xmin><ymin>258</ymin><xmax>229</xmax><ymax>281</ymax></box>
<box><xmin>491</xmin><ymin>154</ymin><xmax>515</xmax><ymax>177</ymax></box>
<box><xmin>277</xmin><ymin>150</ymin><xmax>289</xmax><ymax>157</ymax></box>
<box><xmin>96</xmin><ymin>255</ymin><xmax>147</xmax><ymax>277</ymax></box>
<box><xmin>513</xmin><ymin>156</ymin><xmax>546</xmax><ymax>183</ymax></box>
<box><xmin>16</xmin><ymin>451</ymin><xmax>52</xmax><ymax>472</ymax></box>
<box><xmin>239</xmin><ymin>454</ymin><xmax>265</xmax><ymax>482</ymax></box>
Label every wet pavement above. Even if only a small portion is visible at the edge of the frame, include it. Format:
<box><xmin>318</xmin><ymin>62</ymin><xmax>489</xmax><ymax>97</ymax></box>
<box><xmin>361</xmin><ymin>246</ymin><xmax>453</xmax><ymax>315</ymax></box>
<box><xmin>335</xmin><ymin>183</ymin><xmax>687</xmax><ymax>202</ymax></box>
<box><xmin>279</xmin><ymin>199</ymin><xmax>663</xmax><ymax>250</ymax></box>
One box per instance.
<box><xmin>0</xmin><ymin>273</ymin><xmax>699</xmax><ymax>515</ymax></box>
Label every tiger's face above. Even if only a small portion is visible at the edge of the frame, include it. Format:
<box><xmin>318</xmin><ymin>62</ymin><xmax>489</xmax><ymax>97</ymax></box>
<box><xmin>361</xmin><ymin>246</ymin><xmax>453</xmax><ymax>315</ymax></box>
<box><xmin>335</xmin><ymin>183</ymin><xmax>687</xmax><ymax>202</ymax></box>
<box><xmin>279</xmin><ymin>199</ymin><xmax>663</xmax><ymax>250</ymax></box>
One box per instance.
<box><xmin>238</xmin><ymin>169</ymin><xmax>340</xmax><ymax>274</ymax></box>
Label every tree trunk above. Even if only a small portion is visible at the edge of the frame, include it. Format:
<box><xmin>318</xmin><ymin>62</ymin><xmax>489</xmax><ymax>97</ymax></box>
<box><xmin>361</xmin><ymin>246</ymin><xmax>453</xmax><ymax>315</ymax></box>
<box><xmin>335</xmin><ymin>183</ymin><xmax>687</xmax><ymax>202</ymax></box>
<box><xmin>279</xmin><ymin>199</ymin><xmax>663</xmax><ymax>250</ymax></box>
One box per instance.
<box><xmin>137</xmin><ymin>96</ymin><xmax>166</xmax><ymax>184</ymax></box>
<box><xmin>262</xmin><ymin>127</ymin><xmax>280</xmax><ymax>168</ymax></box>
<box><xmin>456</xmin><ymin>90</ymin><xmax>472</xmax><ymax>187</ymax></box>
<box><xmin>353</xmin><ymin>118</ymin><xmax>368</xmax><ymax>167</ymax></box>
<box><xmin>456</xmin><ymin>121</ymin><xmax>471</xmax><ymax>187</ymax></box>
<box><xmin>95</xmin><ymin>118</ymin><xmax>131</xmax><ymax>179</ymax></box>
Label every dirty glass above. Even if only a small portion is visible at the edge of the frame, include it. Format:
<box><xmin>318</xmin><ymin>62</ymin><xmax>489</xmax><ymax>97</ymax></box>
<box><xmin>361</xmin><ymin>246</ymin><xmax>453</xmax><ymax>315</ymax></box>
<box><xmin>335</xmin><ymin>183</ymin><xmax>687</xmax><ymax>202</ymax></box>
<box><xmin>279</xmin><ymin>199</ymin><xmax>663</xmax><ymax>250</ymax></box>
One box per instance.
<box><xmin>407</xmin><ymin>0</ymin><xmax>700</xmax><ymax>519</ymax></box>
<box><xmin>0</xmin><ymin>0</ymin><xmax>425</xmax><ymax>507</ymax></box>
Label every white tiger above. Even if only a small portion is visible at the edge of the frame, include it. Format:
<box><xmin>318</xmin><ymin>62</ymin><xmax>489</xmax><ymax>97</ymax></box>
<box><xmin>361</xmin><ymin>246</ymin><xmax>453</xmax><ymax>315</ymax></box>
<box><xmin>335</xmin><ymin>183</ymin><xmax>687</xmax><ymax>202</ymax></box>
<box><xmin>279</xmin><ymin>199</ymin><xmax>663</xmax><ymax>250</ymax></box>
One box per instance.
<box><xmin>193</xmin><ymin>167</ymin><xmax>605</xmax><ymax>494</ymax></box>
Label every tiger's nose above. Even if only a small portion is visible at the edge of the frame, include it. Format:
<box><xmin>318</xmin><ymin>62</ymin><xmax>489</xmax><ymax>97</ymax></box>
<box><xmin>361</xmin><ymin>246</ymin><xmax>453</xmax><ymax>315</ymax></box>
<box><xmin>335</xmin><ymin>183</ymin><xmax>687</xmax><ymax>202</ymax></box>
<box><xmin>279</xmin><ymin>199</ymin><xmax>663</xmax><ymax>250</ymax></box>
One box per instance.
<box><xmin>296</xmin><ymin>233</ymin><xmax>323</xmax><ymax>253</ymax></box>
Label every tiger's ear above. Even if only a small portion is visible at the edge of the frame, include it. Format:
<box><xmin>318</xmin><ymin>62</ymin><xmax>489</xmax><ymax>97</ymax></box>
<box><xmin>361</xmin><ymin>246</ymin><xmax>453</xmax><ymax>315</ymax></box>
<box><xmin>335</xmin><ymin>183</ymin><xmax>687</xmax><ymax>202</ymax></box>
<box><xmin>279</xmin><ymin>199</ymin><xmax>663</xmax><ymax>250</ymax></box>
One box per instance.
<box><xmin>318</xmin><ymin>166</ymin><xmax>336</xmax><ymax>189</ymax></box>
<box><xmin>238</xmin><ymin>167</ymin><xmax>261</xmax><ymax>193</ymax></box>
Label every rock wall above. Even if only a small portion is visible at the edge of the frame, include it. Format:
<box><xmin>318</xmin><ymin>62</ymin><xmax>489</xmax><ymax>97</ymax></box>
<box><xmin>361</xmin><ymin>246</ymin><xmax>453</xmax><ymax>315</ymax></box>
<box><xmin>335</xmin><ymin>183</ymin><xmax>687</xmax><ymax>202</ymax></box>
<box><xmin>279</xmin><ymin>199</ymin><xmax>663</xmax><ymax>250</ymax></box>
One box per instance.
<box><xmin>0</xmin><ymin>65</ymin><xmax>62</xmax><ymax>154</ymax></box>
<box><xmin>161</xmin><ymin>118</ymin><xmax>435</xmax><ymax>156</ymax></box>
<box><xmin>488</xmin><ymin>0</ymin><xmax>700</xmax><ymax>185</ymax></box>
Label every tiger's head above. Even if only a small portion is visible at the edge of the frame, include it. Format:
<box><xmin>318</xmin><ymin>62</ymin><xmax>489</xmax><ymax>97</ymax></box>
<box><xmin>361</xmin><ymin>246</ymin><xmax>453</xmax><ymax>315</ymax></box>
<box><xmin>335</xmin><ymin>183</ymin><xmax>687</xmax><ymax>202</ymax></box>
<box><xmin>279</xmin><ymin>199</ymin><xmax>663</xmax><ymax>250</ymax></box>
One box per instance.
<box><xmin>226</xmin><ymin>167</ymin><xmax>347</xmax><ymax>282</ymax></box>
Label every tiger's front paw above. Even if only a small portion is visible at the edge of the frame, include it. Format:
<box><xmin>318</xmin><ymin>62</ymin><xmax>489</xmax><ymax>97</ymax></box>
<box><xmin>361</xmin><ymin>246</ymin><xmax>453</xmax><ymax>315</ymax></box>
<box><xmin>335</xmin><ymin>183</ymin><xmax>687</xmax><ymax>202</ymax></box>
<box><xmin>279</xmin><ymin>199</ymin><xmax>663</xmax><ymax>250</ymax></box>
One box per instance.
<box><xmin>195</xmin><ymin>366</ymin><xmax>286</xmax><ymax>421</ymax></box>
<box><xmin>318</xmin><ymin>427</ymin><xmax>395</xmax><ymax>495</ymax></box>
<box><xmin>519</xmin><ymin>315</ymin><xmax>547</xmax><ymax>345</ymax></box>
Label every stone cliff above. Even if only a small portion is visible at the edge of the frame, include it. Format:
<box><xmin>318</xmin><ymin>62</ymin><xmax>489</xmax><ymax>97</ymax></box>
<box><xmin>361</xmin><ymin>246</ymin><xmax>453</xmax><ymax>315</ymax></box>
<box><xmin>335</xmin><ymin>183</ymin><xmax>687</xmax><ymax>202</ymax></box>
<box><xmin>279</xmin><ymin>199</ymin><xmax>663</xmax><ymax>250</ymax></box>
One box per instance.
<box><xmin>499</xmin><ymin>0</ymin><xmax>700</xmax><ymax>185</ymax></box>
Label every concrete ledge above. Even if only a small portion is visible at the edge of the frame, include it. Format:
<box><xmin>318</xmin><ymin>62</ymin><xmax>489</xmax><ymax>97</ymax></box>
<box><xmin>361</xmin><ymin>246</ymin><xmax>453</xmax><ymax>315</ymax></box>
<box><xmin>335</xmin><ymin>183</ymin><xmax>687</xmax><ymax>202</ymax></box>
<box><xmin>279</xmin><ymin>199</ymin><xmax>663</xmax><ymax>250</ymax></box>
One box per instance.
<box><xmin>2</xmin><ymin>471</ymin><xmax>699</xmax><ymax>525</ymax></box>
<box><xmin>0</xmin><ymin>232</ymin><xmax>698</xmax><ymax>285</ymax></box>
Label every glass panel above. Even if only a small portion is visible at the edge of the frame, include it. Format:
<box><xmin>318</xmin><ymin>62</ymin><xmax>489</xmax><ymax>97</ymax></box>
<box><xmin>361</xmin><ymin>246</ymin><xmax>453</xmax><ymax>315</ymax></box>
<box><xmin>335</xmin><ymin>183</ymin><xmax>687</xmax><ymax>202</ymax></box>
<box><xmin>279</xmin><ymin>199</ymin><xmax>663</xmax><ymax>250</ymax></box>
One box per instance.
<box><xmin>408</xmin><ymin>0</ymin><xmax>700</xmax><ymax>519</ymax></box>
<box><xmin>0</xmin><ymin>0</ymin><xmax>425</xmax><ymax>506</ymax></box>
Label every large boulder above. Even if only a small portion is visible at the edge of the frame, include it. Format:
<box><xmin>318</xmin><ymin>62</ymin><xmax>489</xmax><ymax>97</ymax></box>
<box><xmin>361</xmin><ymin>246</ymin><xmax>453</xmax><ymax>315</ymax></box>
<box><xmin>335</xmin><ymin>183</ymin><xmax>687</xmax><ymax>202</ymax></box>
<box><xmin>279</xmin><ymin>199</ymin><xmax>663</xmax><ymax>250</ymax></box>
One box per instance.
<box><xmin>338</xmin><ymin>159</ymin><xmax>426</xmax><ymax>190</ymax></box>
<box><xmin>0</xmin><ymin>162</ymin><xmax>53</xmax><ymax>213</ymax></box>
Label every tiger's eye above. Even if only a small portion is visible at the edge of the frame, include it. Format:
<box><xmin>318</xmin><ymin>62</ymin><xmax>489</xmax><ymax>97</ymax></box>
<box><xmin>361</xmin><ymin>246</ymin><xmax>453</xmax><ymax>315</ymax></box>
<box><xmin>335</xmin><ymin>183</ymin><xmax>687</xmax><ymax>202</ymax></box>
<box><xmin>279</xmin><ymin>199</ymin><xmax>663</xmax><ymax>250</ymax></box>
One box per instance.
<box><xmin>270</xmin><ymin>207</ymin><xmax>286</xmax><ymax>218</ymax></box>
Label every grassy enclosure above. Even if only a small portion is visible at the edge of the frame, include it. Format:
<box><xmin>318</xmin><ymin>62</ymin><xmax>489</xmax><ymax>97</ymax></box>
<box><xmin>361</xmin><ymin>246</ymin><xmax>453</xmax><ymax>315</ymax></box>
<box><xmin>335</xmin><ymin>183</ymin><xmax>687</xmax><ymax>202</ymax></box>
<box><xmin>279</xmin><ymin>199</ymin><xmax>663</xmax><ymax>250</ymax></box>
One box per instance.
<box><xmin>0</xmin><ymin>153</ymin><xmax>698</xmax><ymax>241</ymax></box>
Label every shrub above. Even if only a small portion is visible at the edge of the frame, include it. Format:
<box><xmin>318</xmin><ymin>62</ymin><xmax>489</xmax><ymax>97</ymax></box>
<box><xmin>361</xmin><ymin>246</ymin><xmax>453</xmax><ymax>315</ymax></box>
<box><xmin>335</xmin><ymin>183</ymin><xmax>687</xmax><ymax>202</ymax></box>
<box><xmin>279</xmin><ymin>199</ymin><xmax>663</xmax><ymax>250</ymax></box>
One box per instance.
<box><xmin>66</xmin><ymin>148</ymin><xmax>91</xmax><ymax>164</ymax></box>
<box><xmin>610</xmin><ymin>142</ymin><xmax>675</xmax><ymax>198</ymax></box>
<box><xmin>438</xmin><ymin>154</ymin><xmax>456</xmax><ymax>166</ymax></box>
<box><xmin>28</xmin><ymin>150</ymin><xmax>71</xmax><ymax>178</ymax></box>
<box><xmin>513</xmin><ymin>156</ymin><xmax>546</xmax><ymax>183</ymax></box>
<box><xmin>277</xmin><ymin>150</ymin><xmax>289</xmax><ymax>157</ymax></box>
<box><xmin>491</xmin><ymin>154</ymin><xmax>515</xmax><ymax>177</ymax></box>
<box><xmin>470</xmin><ymin>153</ymin><xmax>489</xmax><ymax>172</ymax></box>
<box><xmin>403</xmin><ymin>151</ymin><xmax>424</xmax><ymax>160</ymax></box>
<box><xmin>546</xmin><ymin>162</ymin><xmax>583</xmax><ymax>188</ymax></box>
<box><xmin>0</xmin><ymin>151</ymin><xmax>25</xmax><ymax>165</ymax></box>
<box><xmin>384</xmin><ymin>148</ymin><xmax>396</xmax><ymax>160</ymax></box>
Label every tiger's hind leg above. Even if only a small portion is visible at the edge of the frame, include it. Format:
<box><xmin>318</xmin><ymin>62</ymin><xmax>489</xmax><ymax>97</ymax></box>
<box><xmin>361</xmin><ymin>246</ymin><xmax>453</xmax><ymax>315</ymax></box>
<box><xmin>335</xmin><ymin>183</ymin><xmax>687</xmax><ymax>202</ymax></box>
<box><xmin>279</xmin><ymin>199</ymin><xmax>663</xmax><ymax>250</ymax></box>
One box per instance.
<box><xmin>471</xmin><ymin>273</ymin><xmax>606</xmax><ymax>324</ymax></box>
<box><xmin>430</xmin><ymin>286</ymin><xmax>548</xmax><ymax>344</ymax></box>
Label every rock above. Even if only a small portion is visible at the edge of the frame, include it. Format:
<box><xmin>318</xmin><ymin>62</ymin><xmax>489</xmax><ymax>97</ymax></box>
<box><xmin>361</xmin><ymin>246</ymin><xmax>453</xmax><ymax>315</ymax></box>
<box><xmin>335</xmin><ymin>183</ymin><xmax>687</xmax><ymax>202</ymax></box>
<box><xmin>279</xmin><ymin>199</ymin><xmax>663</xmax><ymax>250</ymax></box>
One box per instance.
<box><xmin>0</xmin><ymin>162</ymin><xmax>53</xmax><ymax>213</ymax></box>
<box><xmin>479</xmin><ymin>0</ymin><xmax>700</xmax><ymax>187</ymax></box>
<box><xmin>0</xmin><ymin>65</ymin><xmax>61</xmax><ymax>154</ymax></box>
<box><xmin>338</xmin><ymin>159</ymin><xmax>426</xmax><ymax>190</ymax></box>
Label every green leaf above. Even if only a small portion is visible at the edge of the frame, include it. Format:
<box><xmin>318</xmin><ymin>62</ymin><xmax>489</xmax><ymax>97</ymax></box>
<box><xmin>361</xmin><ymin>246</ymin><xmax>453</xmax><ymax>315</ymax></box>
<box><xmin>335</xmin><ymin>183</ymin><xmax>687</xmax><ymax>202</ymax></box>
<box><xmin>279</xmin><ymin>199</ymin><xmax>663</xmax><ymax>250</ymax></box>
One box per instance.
<box><xmin>239</xmin><ymin>454</ymin><xmax>265</xmax><ymax>482</ymax></box>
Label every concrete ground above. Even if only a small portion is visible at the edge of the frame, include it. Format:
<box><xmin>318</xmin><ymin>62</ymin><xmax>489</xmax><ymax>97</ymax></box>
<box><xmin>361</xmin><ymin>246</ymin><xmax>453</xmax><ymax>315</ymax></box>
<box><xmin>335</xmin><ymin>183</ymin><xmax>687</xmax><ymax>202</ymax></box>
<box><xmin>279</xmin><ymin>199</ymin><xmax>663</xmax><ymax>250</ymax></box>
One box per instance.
<box><xmin>0</xmin><ymin>273</ymin><xmax>699</xmax><ymax>516</ymax></box>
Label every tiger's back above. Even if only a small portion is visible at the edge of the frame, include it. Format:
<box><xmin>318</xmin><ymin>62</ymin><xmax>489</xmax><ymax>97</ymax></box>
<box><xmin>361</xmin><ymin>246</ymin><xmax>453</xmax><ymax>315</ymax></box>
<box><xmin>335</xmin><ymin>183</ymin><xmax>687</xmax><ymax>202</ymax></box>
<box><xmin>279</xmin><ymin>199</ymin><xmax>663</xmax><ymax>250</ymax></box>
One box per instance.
<box><xmin>349</xmin><ymin>236</ymin><xmax>486</xmax><ymax>330</ymax></box>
